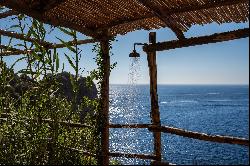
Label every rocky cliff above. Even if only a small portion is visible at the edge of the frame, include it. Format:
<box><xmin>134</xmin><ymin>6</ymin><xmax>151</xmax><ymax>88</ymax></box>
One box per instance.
<box><xmin>0</xmin><ymin>62</ymin><xmax>98</xmax><ymax>106</ymax></box>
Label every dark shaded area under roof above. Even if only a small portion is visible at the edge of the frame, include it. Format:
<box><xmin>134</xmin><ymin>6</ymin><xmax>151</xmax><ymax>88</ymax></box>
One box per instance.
<box><xmin>0</xmin><ymin>0</ymin><xmax>249</xmax><ymax>39</ymax></box>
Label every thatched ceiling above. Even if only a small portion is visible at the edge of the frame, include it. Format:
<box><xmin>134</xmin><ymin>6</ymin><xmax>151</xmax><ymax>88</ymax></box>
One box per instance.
<box><xmin>0</xmin><ymin>0</ymin><xmax>249</xmax><ymax>39</ymax></box>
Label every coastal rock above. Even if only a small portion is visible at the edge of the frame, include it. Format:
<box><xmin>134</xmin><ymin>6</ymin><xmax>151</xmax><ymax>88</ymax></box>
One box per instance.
<box><xmin>1</xmin><ymin>62</ymin><xmax>98</xmax><ymax>121</ymax></box>
<box><xmin>45</xmin><ymin>72</ymin><xmax>98</xmax><ymax>104</ymax></box>
<box><xmin>6</xmin><ymin>72</ymin><xmax>98</xmax><ymax>103</ymax></box>
<box><xmin>44</xmin><ymin>72</ymin><xmax>98</xmax><ymax>122</ymax></box>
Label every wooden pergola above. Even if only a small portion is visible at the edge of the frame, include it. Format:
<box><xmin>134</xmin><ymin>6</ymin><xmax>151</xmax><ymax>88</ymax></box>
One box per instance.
<box><xmin>0</xmin><ymin>0</ymin><xmax>249</xmax><ymax>165</ymax></box>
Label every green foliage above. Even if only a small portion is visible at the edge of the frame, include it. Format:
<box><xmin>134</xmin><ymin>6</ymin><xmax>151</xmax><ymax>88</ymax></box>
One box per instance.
<box><xmin>0</xmin><ymin>74</ymin><xmax>98</xmax><ymax>164</ymax></box>
<box><xmin>0</xmin><ymin>12</ymin><xmax>118</xmax><ymax>165</ymax></box>
<box><xmin>89</xmin><ymin>38</ymin><xmax>117</xmax><ymax>89</ymax></box>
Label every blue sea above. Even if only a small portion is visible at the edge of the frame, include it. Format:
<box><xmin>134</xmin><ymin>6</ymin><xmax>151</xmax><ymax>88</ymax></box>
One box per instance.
<box><xmin>109</xmin><ymin>85</ymin><xmax>249</xmax><ymax>165</ymax></box>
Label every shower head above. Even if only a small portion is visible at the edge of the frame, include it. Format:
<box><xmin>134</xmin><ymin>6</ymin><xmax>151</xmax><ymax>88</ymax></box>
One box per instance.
<box><xmin>129</xmin><ymin>49</ymin><xmax>140</xmax><ymax>57</ymax></box>
<box><xmin>129</xmin><ymin>43</ymin><xmax>146</xmax><ymax>58</ymax></box>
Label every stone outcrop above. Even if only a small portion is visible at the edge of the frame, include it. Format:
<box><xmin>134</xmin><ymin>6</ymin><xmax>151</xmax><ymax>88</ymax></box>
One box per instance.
<box><xmin>1</xmin><ymin>61</ymin><xmax>98</xmax><ymax>122</ymax></box>
<box><xmin>48</xmin><ymin>72</ymin><xmax>98</xmax><ymax>105</ymax></box>
<box><xmin>5</xmin><ymin>72</ymin><xmax>98</xmax><ymax>103</ymax></box>
<box><xmin>0</xmin><ymin>61</ymin><xmax>97</xmax><ymax>104</ymax></box>
<box><xmin>44</xmin><ymin>72</ymin><xmax>98</xmax><ymax>122</ymax></box>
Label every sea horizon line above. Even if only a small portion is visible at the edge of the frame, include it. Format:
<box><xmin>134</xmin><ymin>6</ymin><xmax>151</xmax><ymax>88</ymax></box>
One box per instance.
<box><xmin>109</xmin><ymin>83</ymin><xmax>249</xmax><ymax>86</ymax></box>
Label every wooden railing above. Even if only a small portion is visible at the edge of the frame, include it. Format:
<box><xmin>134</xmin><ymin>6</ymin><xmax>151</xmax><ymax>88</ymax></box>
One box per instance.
<box><xmin>109</xmin><ymin>152</ymin><xmax>157</xmax><ymax>160</ymax></box>
<box><xmin>148</xmin><ymin>125</ymin><xmax>249</xmax><ymax>146</ymax></box>
<box><xmin>1</xmin><ymin>113</ymin><xmax>249</xmax><ymax>165</ymax></box>
<box><xmin>109</xmin><ymin>123</ymin><xmax>249</xmax><ymax>147</ymax></box>
<box><xmin>109</xmin><ymin>123</ymin><xmax>249</xmax><ymax>165</ymax></box>
<box><xmin>0</xmin><ymin>113</ymin><xmax>93</xmax><ymax>128</ymax></box>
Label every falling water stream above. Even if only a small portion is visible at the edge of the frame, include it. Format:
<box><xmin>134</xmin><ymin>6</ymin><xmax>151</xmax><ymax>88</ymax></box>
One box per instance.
<box><xmin>128</xmin><ymin>57</ymin><xmax>141</xmax><ymax>85</ymax></box>
<box><xmin>126</xmin><ymin>57</ymin><xmax>141</xmax><ymax>123</ymax></box>
<box><xmin>109</xmin><ymin>57</ymin><xmax>153</xmax><ymax>165</ymax></box>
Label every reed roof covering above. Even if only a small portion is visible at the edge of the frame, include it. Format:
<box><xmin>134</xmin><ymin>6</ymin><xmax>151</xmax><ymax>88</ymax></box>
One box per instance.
<box><xmin>1</xmin><ymin>0</ymin><xmax>249</xmax><ymax>38</ymax></box>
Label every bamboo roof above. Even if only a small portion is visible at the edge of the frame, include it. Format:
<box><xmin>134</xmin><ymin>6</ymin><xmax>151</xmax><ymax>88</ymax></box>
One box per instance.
<box><xmin>0</xmin><ymin>0</ymin><xmax>249</xmax><ymax>39</ymax></box>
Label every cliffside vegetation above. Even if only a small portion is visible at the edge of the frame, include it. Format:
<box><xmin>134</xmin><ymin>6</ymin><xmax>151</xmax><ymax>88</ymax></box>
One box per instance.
<box><xmin>0</xmin><ymin>11</ymin><xmax>116</xmax><ymax>165</ymax></box>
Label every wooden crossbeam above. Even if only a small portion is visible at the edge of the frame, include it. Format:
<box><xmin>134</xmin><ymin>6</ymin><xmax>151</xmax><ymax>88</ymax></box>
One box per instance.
<box><xmin>52</xmin><ymin>38</ymin><xmax>98</xmax><ymax>49</ymax></box>
<box><xmin>136</xmin><ymin>0</ymin><xmax>186</xmax><ymax>40</ymax></box>
<box><xmin>0</xmin><ymin>50</ymin><xmax>29</xmax><ymax>56</ymax></box>
<box><xmin>42</xmin><ymin>119</ymin><xmax>93</xmax><ymax>129</ymax></box>
<box><xmin>0</xmin><ymin>113</ymin><xmax>93</xmax><ymax>129</ymax></box>
<box><xmin>110</xmin><ymin>124</ymin><xmax>150</xmax><ymax>129</ymax></box>
<box><xmin>0</xmin><ymin>44</ymin><xmax>23</xmax><ymax>52</ymax></box>
<box><xmin>143</xmin><ymin>28</ymin><xmax>249</xmax><ymax>52</ymax></box>
<box><xmin>110</xmin><ymin>123</ymin><xmax>249</xmax><ymax>146</ymax></box>
<box><xmin>28</xmin><ymin>0</ymin><xmax>67</xmax><ymax>12</ymax></box>
<box><xmin>57</xmin><ymin>146</ymin><xmax>96</xmax><ymax>157</ymax></box>
<box><xmin>0</xmin><ymin>44</ymin><xmax>29</xmax><ymax>56</ymax></box>
<box><xmin>148</xmin><ymin>125</ymin><xmax>249</xmax><ymax>146</ymax></box>
<box><xmin>109</xmin><ymin>152</ymin><xmax>157</xmax><ymax>160</ymax></box>
<box><xmin>0</xmin><ymin>10</ymin><xmax>18</xmax><ymax>19</ymax></box>
<box><xmin>151</xmin><ymin>160</ymin><xmax>176</xmax><ymax>165</ymax></box>
<box><xmin>0</xmin><ymin>29</ymin><xmax>98</xmax><ymax>56</ymax></box>
<box><xmin>0</xmin><ymin>29</ymin><xmax>51</xmax><ymax>46</ymax></box>
<box><xmin>96</xmin><ymin>14</ymin><xmax>154</xmax><ymax>32</ymax></box>
<box><xmin>44</xmin><ymin>0</ymin><xmax>67</xmax><ymax>11</ymax></box>
<box><xmin>0</xmin><ymin>29</ymin><xmax>97</xmax><ymax>48</ymax></box>
<box><xmin>0</xmin><ymin>38</ymin><xmax>98</xmax><ymax>56</ymax></box>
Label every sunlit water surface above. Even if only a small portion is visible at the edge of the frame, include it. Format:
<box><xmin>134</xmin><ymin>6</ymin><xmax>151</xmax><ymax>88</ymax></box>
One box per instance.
<box><xmin>109</xmin><ymin>85</ymin><xmax>249</xmax><ymax>165</ymax></box>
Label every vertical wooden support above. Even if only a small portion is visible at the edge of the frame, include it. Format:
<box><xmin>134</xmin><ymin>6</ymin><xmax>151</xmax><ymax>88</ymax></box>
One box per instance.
<box><xmin>147</xmin><ymin>32</ymin><xmax>161</xmax><ymax>161</ymax></box>
<box><xmin>100</xmin><ymin>37</ymin><xmax>110</xmax><ymax>165</ymax></box>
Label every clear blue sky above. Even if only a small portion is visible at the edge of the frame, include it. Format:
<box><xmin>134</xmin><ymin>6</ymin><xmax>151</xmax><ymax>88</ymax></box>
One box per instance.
<box><xmin>111</xmin><ymin>23</ymin><xmax>249</xmax><ymax>85</ymax></box>
<box><xmin>1</xmin><ymin>15</ymin><xmax>249</xmax><ymax>85</ymax></box>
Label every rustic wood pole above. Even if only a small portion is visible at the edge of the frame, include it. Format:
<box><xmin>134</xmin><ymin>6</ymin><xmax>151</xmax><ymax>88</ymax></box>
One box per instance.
<box><xmin>147</xmin><ymin>32</ymin><xmax>161</xmax><ymax>161</ymax></box>
<box><xmin>100</xmin><ymin>37</ymin><xmax>110</xmax><ymax>165</ymax></box>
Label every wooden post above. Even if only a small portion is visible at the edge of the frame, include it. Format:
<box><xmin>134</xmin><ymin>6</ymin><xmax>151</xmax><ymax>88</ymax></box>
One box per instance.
<box><xmin>147</xmin><ymin>32</ymin><xmax>161</xmax><ymax>161</ymax></box>
<box><xmin>100</xmin><ymin>37</ymin><xmax>110</xmax><ymax>165</ymax></box>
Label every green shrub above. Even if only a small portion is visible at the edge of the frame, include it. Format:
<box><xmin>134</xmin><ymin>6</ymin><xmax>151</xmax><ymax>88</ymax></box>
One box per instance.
<box><xmin>0</xmin><ymin>13</ymin><xmax>105</xmax><ymax>165</ymax></box>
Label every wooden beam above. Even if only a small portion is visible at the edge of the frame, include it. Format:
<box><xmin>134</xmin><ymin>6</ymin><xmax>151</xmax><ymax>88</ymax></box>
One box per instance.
<box><xmin>0</xmin><ymin>29</ymin><xmax>51</xmax><ymax>47</ymax></box>
<box><xmin>143</xmin><ymin>28</ymin><xmax>249</xmax><ymax>52</ymax></box>
<box><xmin>0</xmin><ymin>50</ymin><xmax>27</xmax><ymax>56</ymax></box>
<box><xmin>51</xmin><ymin>38</ymin><xmax>98</xmax><ymax>49</ymax></box>
<box><xmin>0</xmin><ymin>113</ymin><xmax>94</xmax><ymax>129</ymax></box>
<box><xmin>0</xmin><ymin>29</ymin><xmax>97</xmax><ymax>48</ymax></box>
<box><xmin>147</xmin><ymin>32</ymin><xmax>161</xmax><ymax>162</ymax></box>
<box><xmin>136</xmin><ymin>0</ymin><xmax>186</xmax><ymax>40</ymax></box>
<box><xmin>109</xmin><ymin>152</ymin><xmax>157</xmax><ymax>160</ymax></box>
<box><xmin>0</xmin><ymin>44</ymin><xmax>24</xmax><ymax>52</ymax></box>
<box><xmin>96</xmin><ymin>0</ymin><xmax>248</xmax><ymax>32</ymax></box>
<box><xmin>0</xmin><ymin>0</ymin><xmax>96</xmax><ymax>38</ymax></box>
<box><xmin>55</xmin><ymin>145</ymin><xmax>96</xmax><ymax>157</ymax></box>
<box><xmin>0</xmin><ymin>29</ymin><xmax>97</xmax><ymax>56</ymax></box>
<box><xmin>17</xmin><ymin>0</ymin><xmax>67</xmax><ymax>12</ymax></box>
<box><xmin>96</xmin><ymin>14</ymin><xmax>154</xmax><ymax>32</ymax></box>
<box><xmin>34</xmin><ymin>0</ymin><xmax>67</xmax><ymax>12</ymax></box>
<box><xmin>42</xmin><ymin>119</ymin><xmax>93</xmax><ymax>129</ymax></box>
<box><xmin>0</xmin><ymin>10</ymin><xmax>18</xmax><ymax>19</ymax></box>
<box><xmin>110</xmin><ymin>124</ymin><xmax>150</xmax><ymax>129</ymax></box>
<box><xmin>0</xmin><ymin>38</ymin><xmax>98</xmax><ymax>56</ymax></box>
<box><xmin>0</xmin><ymin>46</ymin><xmax>32</xmax><ymax>56</ymax></box>
<box><xmin>148</xmin><ymin>125</ymin><xmax>249</xmax><ymax>146</ymax></box>
<box><xmin>99</xmin><ymin>35</ymin><xmax>110</xmax><ymax>166</ymax></box>
<box><xmin>151</xmin><ymin>160</ymin><xmax>176</xmax><ymax>165</ymax></box>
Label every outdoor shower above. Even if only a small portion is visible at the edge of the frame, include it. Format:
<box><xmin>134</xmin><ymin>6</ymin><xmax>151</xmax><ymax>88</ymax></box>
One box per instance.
<box><xmin>129</xmin><ymin>43</ymin><xmax>145</xmax><ymax>57</ymax></box>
